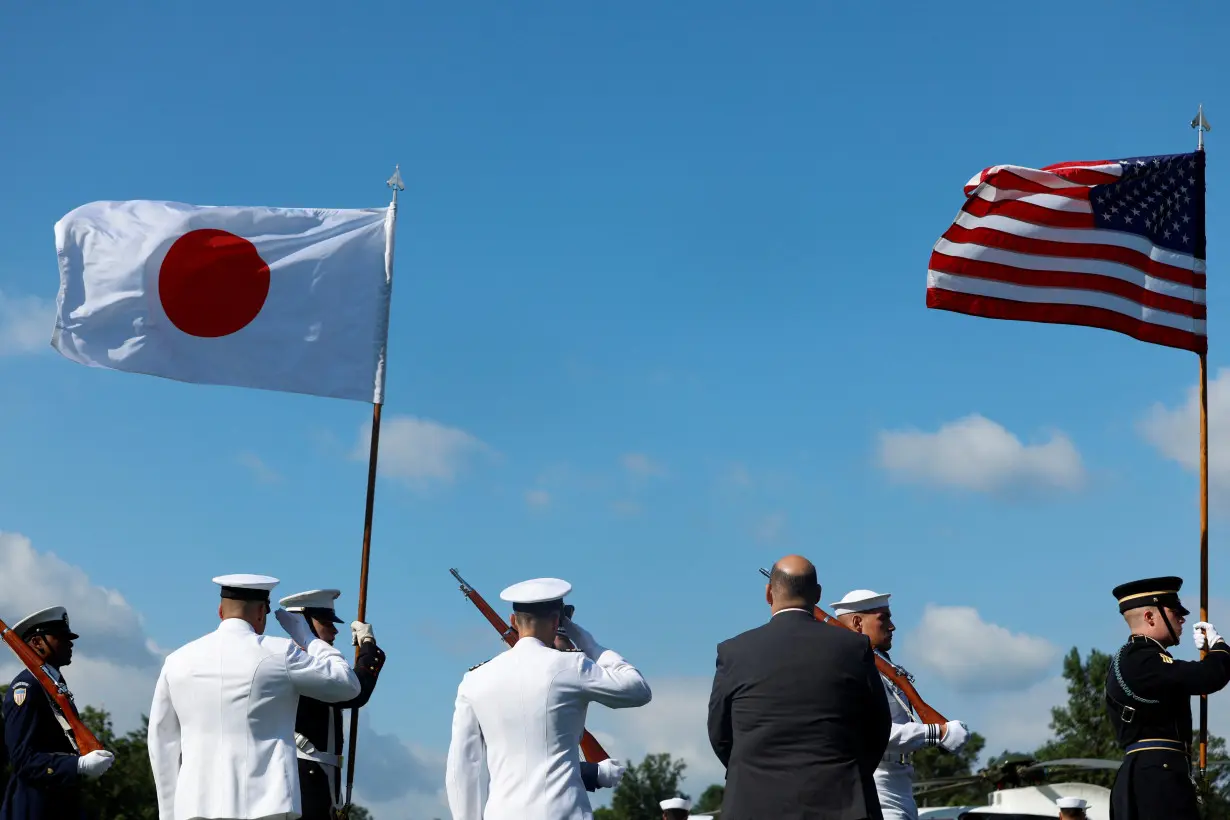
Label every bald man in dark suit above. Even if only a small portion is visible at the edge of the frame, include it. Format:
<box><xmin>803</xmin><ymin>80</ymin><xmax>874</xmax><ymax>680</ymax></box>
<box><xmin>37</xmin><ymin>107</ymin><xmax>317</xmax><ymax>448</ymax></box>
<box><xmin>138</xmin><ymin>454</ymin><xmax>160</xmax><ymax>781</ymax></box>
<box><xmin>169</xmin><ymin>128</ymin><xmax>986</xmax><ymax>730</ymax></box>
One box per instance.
<box><xmin>707</xmin><ymin>555</ymin><xmax>891</xmax><ymax>820</ymax></box>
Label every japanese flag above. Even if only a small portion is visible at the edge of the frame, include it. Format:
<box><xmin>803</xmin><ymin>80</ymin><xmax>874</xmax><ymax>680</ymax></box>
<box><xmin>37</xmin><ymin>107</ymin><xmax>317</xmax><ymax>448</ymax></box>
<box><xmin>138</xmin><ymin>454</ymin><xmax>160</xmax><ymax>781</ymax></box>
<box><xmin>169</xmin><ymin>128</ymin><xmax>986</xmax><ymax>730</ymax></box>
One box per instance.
<box><xmin>51</xmin><ymin>199</ymin><xmax>395</xmax><ymax>403</ymax></box>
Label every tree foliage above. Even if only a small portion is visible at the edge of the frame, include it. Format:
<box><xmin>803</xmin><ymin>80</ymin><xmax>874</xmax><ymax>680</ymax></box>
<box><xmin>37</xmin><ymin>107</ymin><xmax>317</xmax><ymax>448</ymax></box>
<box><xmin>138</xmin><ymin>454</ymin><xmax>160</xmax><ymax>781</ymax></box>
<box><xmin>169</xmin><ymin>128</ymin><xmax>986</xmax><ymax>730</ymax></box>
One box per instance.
<box><xmin>694</xmin><ymin>782</ymin><xmax>724</xmax><ymax>812</ymax></box>
<box><xmin>594</xmin><ymin>752</ymin><xmax>688</xmax><ymax>820</ymax></box>
<box><xmin>912</xmin><ymin>730</ymin><xmax>986</xmax><ymax>807</ymax></box>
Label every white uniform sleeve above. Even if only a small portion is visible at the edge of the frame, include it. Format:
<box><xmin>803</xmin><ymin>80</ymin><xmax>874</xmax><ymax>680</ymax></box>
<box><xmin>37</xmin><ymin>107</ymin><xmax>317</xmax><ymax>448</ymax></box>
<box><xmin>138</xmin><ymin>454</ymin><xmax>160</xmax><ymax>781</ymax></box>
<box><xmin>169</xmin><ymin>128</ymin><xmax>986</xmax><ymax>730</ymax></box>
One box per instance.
<box><xmin>147</xmin><ymin>662</ymin><xmax>181</xmax><ymax>820</ymax></box>
<box><xmin>445</xmin><ymin>686</ymin><xmax>488</xmax><ymax>820</ymax></box>
<box><xmin>284</xmin><ymin>637</ymin><xmax>361</xmax><ymax>702</ymax></box>
<box><xmin>576</xmin><ymin>649</ymin><xmax>652</xmax><ymax>708</ymax></box>
<box><xmin>884</xmin><ymin>721</ymin><xmax>931</xmax><ymax>753</ymax></box>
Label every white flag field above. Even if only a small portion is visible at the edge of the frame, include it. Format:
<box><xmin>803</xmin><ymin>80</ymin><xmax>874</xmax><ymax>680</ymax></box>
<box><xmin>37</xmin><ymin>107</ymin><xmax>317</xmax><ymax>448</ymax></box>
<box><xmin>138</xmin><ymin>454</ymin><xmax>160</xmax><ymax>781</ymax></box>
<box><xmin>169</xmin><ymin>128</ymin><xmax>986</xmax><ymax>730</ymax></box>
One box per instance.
<box><xmin>51</xmin><ymin>199</ymin><xmax>395</xmax><ymax>403</ymax></box>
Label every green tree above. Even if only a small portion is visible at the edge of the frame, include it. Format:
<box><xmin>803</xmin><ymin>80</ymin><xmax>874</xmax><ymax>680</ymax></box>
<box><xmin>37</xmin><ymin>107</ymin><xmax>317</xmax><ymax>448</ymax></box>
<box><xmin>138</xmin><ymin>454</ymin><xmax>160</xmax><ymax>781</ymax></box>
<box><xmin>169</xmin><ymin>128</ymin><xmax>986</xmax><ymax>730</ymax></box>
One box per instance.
<box><xmin>595</xmin><ymin>752</ymin><xmax>688</xmax><ymax>820</ymax></box>
<box><xmin>79</xmin><ymin>705</ymin><xmax>157</xmax><ymax>820</ymax></box>
<box><xmin>694</xmin><ymin>783</ymin><xmax>724</xmax><ymax>812</ymax></box>
<box><xmin>912</xmin><ymin>730</ymin><xmax>988</xmax><ymax>807</ymax></box>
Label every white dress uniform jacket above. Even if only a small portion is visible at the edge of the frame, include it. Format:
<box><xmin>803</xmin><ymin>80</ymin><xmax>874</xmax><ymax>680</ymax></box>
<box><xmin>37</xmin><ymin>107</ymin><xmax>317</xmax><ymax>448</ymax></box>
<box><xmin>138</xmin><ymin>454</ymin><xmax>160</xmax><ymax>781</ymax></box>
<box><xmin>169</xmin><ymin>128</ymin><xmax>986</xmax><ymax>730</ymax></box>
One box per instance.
<box><xmin>874</xmin><ymin>674</ymin><xmax>930</xmax><ymax>820</ymax></box>
<box><xmin>147</xmin><ymin>618</ymin><xmax>362</xmax><ymax>820</ymax></box>
<box><xmin>445</xmin><ymin>636</ymin><xmax>652</xmax><ymax>820</ymax></box>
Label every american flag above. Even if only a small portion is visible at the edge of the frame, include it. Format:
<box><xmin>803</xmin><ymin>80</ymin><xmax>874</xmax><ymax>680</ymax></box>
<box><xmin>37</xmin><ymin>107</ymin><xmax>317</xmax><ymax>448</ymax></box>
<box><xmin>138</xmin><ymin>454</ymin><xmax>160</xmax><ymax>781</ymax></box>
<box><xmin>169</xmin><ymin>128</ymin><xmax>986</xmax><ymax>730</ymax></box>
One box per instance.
<box><xmin>926</xmin><ymin>151</ymin><xmax>1207</xmax><ymax>354</ymax></box>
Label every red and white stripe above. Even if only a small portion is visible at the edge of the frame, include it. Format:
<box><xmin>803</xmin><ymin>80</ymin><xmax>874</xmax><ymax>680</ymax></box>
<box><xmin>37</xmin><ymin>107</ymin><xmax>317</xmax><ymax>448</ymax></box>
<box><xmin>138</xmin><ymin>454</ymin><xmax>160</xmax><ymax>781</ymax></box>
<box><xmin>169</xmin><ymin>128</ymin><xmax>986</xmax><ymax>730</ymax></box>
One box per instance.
<box><xmin>927</xmin><ymin>159</ymin><xmax>1207</xmax><ymax>353</ymax></box>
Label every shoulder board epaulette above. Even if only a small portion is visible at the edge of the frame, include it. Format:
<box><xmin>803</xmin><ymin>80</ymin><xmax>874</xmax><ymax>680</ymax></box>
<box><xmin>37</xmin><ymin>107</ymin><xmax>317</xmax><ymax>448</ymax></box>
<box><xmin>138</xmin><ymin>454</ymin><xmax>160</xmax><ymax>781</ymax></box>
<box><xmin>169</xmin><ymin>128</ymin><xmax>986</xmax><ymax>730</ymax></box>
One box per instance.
<box><xmin>468</xmin><ymin>657</ymin><xmax>494</xmax><ymax>671</ymax></box>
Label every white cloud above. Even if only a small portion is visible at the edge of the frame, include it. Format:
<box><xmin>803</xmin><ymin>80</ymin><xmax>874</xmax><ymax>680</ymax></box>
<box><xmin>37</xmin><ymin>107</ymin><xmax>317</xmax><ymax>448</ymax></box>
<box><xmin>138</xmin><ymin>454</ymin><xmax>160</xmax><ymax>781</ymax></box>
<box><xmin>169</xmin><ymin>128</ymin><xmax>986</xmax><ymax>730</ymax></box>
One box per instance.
<box><xmin>1139</xmin><ymin>368</ymin><xmax>1230</xmax><ymax>502</ymax></box>
<box><xmin>754</xmin><ymin>511</ymin><xmax>787</xmax><ymax>544</ymax></box>
<box><xmin>237</xmin><ymin>452</ymin><xmax>281</xmax><ymax>484</ymax></box>
<box><xmin>0</xmin><ymin>531</ymin><xmax>164</xmax><ymax>732</ymax></box>
<box><xmin>877</xmin><ymin>414</ymin><xmax>1085</xmax><ymax>495</ymax></box>
<box><xmin>525</xmin><ymin>489</ymin><xmax>552</xmax><ymax>509</ymax></box>
<box><xmin>353</xmin><ymin>415</ymin><xmax>490</xmax><ymax>490</ymax></box>
<box><xmin>621</xmin><ymin>453</ymin><xmax>667</xmax><ymax>478</ymax></box>
<box><xmin>967</xmin><ymin>676</ymin><xmax>1068</xmax><ymax>760</ymax></box>
<box><xmin>588</xmin><ymin>676</ymin><xmax>726</xmax><ymax>797</ymax></box>
<box><xmin>905</xmin><ymin>605</ymin><xmax>1059</xmax><ymax>693</ymax></box>
<box><xmin>0</xmin><ymin>290</ymin><xmax>52</xmax><ymax>356</ymax></box>
<box><xmin>350</xmin><ymin>712</ymin><xmax>447</xmax><ymax>812</ymax></box>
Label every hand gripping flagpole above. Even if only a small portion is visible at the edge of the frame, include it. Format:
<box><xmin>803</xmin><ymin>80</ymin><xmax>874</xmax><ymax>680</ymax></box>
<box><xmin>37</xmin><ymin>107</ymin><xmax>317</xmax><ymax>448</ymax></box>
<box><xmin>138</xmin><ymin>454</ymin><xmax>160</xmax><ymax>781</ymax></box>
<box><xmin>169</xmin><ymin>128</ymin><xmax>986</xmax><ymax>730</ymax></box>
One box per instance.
<box><xmin>1193</xmin><ymin>105</ymin><xmax>1211</xmax><ymax>781</ymax></box>
<box><xmin>343</xmin><ymin>164</ymin><xmax>404</xmax><ymax>816</ymax></box>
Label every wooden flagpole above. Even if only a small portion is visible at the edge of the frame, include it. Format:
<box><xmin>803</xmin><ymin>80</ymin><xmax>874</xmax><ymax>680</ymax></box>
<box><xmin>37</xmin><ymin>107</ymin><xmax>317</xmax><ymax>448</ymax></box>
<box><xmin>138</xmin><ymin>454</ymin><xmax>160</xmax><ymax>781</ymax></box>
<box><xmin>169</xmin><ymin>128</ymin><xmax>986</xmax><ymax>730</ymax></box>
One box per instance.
<box><xmin>1194</xmin><ymin>104</ymin><xmax>1211</xmax><ymax>780</ymax></box>
<box><xmin>343</xmin><ymin>165</ymin><xmax>404</xmax><ymax>814</ymax></box>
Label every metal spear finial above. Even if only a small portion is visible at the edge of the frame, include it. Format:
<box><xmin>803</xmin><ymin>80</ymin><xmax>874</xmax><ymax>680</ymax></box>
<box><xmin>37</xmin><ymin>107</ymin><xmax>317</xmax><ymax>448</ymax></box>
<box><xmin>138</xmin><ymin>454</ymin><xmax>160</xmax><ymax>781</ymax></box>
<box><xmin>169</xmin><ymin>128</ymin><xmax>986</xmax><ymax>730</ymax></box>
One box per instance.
<box><xmin>1192</xmin><ymin>104</ymin><xmax>1211</xmax><ymax>151</ymax></box>
<box><xmin>387</xmin><ymin>164</ymin><xmax>405</xmax><ymax>192</ymax></box>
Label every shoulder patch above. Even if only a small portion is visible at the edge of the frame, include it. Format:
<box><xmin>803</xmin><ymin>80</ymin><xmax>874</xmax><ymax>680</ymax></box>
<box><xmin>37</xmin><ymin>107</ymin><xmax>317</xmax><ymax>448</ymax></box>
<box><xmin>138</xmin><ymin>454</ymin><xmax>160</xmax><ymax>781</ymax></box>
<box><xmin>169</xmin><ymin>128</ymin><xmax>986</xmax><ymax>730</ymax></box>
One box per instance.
<box><xmin>12</xmin><ymin>687</ymin><xmax>26</xmax><ymax>706</ymax></box>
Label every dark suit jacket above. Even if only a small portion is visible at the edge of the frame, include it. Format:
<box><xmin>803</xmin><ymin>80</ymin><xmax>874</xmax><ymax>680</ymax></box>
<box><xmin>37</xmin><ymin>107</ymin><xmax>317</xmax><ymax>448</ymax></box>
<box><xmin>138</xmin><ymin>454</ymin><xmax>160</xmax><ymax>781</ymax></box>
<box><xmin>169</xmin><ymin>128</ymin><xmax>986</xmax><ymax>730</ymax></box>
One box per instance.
<box><xmin>707</xmin><ymin>609</ymin><xmax>891</xmax><ymax>820</ymax></box>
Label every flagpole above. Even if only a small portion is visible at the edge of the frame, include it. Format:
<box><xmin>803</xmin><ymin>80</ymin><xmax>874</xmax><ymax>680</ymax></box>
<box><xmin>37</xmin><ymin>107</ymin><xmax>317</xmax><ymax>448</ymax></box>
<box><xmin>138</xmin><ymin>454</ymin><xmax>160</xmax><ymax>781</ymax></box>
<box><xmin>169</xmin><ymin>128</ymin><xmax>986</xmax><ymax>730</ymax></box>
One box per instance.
<box><xmin>343</xmin><ymin>165</ymin><xmax>404</xmax><ymax>813</ymax></box>
<box><xmin>1193</xmin><ymin>104</ymin><xmax>1211</xmax><ymax>780</ymax></box>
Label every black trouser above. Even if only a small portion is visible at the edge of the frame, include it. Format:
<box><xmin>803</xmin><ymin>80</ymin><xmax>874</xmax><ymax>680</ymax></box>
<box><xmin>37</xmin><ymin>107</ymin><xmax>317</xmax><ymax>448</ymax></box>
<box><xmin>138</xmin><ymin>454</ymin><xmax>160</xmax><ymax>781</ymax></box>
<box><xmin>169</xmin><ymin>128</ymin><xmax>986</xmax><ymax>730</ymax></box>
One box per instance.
<box><xmin>297</xmin><ymin>758</ymin><xmax>339</xmax><ymax>820</ymax></box>
<box><xmin>1111</xmin><ymin>749</ymin><xmax>1199</xmax><ymax>820</ymax></box>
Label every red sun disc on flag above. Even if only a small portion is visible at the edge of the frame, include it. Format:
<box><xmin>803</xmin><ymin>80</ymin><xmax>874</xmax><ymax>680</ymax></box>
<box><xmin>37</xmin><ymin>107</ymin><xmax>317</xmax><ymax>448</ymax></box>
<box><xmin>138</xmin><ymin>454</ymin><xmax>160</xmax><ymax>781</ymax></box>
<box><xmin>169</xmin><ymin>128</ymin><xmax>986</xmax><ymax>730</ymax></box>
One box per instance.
<box><xmin>159</xmin><ymin>229</ymin><xmax>271</xmax><ymax>338</ymax></box>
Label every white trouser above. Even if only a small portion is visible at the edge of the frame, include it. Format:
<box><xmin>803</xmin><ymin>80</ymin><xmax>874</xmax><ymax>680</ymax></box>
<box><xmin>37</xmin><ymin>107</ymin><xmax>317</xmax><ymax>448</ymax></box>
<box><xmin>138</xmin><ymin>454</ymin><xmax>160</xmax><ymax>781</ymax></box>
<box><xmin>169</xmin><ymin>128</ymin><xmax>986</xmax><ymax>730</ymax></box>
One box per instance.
<box><xmin>874</xmin><ymin>763</ymin><xmax>917</xmax><ymax>820</ymax></box>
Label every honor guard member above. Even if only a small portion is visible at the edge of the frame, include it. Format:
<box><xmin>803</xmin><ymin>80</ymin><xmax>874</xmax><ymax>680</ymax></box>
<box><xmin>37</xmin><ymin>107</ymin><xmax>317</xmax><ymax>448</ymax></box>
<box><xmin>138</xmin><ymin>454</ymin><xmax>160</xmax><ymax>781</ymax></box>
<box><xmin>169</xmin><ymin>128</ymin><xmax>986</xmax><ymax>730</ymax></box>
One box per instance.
<box><xmin>1056</xmin><ymin>797</ymin><xmax>1087</xmax><ymax>819</ymax></box>
<box><xmin>660</xmin><ymin>796</ymin><xmax>692</xmax><ymax>819</ymax></box>
<box><xmin>833</xmin><ymin>589</ymin><xmax>970</xmax><ymax>820</ymax></box>
<box><xmin>148</xmin><ymin>575</ymin><xmax>362</xmax><ymax>820</ymax></box>
<box><xmin>1105</xmin><ymin>576</ymin><xmax>1230</xmax><ymax>820</ymax></box>
<box><xmin>445</xmin><ymin>577</ymin><xmax>652</xmax><ymax>820</ymax></box>
<box><xmin>1</xmin><ymin>607</ymin><xmax>114</xmax><ymax>820</ymax></box>
<box><xmin>278</xmin><ymin>589</ymin><xmax>386</xmax><ymax>820</ymax></box>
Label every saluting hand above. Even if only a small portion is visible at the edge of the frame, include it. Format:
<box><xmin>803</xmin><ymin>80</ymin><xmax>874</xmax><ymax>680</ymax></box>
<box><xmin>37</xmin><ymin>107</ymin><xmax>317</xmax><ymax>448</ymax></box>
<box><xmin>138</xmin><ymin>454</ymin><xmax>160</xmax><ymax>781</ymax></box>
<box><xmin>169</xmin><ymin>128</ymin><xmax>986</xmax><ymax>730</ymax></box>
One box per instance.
<box><xmin>78</xmin><ymin>749</ymin><xmax>115</xmax><ymax>779</ymax></box>
<box><xmin>275</xmin><ymin>608</ymin><xmax>314</xmax><ymax>648</ymax></box>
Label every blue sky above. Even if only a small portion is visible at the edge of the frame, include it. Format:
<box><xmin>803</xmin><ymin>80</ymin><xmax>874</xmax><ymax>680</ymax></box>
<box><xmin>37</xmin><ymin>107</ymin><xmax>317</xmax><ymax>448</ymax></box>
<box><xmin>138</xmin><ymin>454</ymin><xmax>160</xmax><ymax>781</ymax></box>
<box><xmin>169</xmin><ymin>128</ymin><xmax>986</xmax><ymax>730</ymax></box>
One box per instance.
<box><xmin>3</xmin><ymin>1</ymin><xmax>1230</xmax><ymax>815</ymax></box>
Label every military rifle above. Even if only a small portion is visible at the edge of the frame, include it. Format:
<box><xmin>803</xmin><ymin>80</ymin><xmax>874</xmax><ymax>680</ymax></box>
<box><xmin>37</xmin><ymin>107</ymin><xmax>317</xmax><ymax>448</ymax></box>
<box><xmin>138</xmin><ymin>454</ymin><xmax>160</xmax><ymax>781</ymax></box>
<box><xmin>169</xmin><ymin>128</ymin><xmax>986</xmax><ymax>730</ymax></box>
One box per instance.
<box><xmin>449</xmin><ymin>568</ymin><xmax>611</xmax><ymax>763</ymax></box>
<box><xmin>0</xmin><ymin>615</ymin><xmax>104</xmax><ymax>754</ymax></box>
<box><xmin>757</xmin><ymin>567</ymin><xmax>947</xmax><ymax>724</ymax></box>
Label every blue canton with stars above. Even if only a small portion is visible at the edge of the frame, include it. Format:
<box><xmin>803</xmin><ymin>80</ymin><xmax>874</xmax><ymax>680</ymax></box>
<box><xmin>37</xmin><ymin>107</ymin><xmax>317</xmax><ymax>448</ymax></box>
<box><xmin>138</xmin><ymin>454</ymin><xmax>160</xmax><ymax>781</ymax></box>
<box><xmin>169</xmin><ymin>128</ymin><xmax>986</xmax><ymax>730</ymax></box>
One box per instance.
<box><xmin>1088</xmin><ymin>151</ymin><xmax>1205</xmax><ymax>261</ymax></box>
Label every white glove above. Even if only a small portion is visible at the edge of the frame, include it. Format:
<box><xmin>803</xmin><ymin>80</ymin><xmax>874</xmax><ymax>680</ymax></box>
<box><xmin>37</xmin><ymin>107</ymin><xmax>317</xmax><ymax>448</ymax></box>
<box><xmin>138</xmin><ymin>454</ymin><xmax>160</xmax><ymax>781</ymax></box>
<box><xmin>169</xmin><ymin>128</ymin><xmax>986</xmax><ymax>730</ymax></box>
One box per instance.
<box><xmin>1194</xmin><ymin>621</ymin><xmax>1223</xmax><ymax>651</ymax></box>
<box><xmin>351</xmin><ymin>621</ymin><xmax>375</xmax><ymax>646</ymax></box>
<box><xmin>77</xmin><ymin>749</ymin><xmax>115</xmax><ymax>778</ymax></box>
<box><xmin>275</xmin><ymin>608</ymin><xmax>314</xmax><ymax>648</ymax></box>
<box><xmin>939</xmin><ymin>720</ymin><xmax>970</xmax><ymax>752</ymax></box>
<box><xmin>596</xmin><ymin>758</ymin><xmax>625</xmax><ymax>788</ymax></box>
<box><xmin>560</xmin><ymin>618</ymin><xmax>602</xmax><ymax>658</ymax></box>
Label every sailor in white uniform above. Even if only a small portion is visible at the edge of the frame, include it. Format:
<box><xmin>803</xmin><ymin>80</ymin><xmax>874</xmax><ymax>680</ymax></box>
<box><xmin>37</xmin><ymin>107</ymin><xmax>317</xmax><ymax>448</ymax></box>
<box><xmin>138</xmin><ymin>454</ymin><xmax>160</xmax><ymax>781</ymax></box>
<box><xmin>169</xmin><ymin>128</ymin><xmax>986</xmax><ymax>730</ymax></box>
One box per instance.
<box><xmin>832</xmin><ymin>589</ymin><xmax>971</xmax><ymax>820</ymax></box>
<box><xmin>1056</xmin><ymin>796</ymin><xmax>1087</xmax><ymax>819</ymax></box>
<box><xmin>659</xmin><ymin>795</ymin><xmax>692</xmax><ymax>819</ymax></box>
<box><xmin>147</xmin><ymin>574</ymin><xmax>362</xmax><ymax>820</ymax></box>
<box><xmin>445</xmin><ymin>577</ymin><xmax>652</xmax><ymax>820</ymax></box>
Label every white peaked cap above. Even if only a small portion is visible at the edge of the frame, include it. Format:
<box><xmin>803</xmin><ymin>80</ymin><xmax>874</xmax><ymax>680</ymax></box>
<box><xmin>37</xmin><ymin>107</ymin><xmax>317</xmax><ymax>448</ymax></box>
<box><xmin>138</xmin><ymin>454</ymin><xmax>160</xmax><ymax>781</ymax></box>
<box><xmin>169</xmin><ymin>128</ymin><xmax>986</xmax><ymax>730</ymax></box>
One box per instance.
<box><xmin>830</xmin><ymin>588</ymin><xmax>891</xmax><ymax>615</ymax></box>
<box><xmin>659</xmin><ymin>797</ymin><xmax>692</xmax><ymax>810</ymax></box>
<box><xmin>213</xmin><ymin>574</ymin><xmax>279</xmax><ymax>601</ymax></box>
<box><xmin>1056</xmin><ymin>797</ymin><xmax>1087</xmax><ymax>809</ymax></box>
<box><xmin>279</xmin><ymin>589</ymin><xmax>342</xmax><ymax>610</ymax></box>
<box><xmin>500</xmin><ymin>577</ymin><xmax>572</xmax><ymax>604</ymax></box>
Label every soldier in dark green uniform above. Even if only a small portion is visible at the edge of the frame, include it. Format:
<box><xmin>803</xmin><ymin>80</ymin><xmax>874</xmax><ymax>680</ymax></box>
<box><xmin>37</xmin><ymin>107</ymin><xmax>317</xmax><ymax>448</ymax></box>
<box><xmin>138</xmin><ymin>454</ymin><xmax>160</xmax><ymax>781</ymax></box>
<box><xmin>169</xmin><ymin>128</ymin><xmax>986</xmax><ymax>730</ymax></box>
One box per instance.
<box><xmin>1105</xmin><ymin>576</ymin><xmax>1230</xmax><ymax>819</ymax></box>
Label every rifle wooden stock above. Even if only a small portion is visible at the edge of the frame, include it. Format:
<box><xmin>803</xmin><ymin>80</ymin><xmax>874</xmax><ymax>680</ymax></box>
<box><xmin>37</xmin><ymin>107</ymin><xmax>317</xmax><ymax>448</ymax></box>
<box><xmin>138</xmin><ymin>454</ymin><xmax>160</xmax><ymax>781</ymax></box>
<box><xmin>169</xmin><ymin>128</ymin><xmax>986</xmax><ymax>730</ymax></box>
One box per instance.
<box><xmin>757</xmin><ymin>569</ymin><xmax>947</xmax><ymax>724</ymax></box>
<box><xmin>450</xmin><ymin>569</ymin><xmax>611</xmax><ymax>762</ymax></box>
<box><xmin>0</xmin><ymin>617</ymin><xmax>104</xmax><ymax>754</ymax></box>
